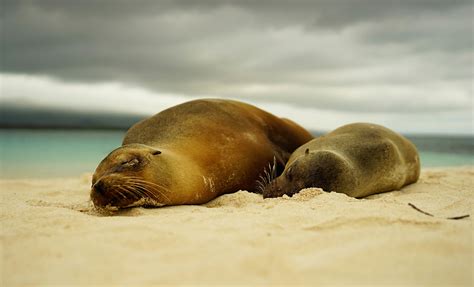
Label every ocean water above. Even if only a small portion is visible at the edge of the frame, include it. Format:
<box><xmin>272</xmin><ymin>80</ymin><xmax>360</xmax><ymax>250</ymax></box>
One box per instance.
<box><xmin>0</xmin><ymin>129</ymin><xmax>472</xmax><ymax>178</ymax></box>
<box><xmin>0</xmin><ymin>129</ymin><xmax>125</xmax><ymax>178</ymax></box>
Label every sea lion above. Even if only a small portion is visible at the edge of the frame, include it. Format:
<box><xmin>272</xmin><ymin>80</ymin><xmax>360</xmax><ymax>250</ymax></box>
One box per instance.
<box><xmin>262</xmin><ymin>123</ymin><xmax>420</xmax><ymax>198</ymax></box>
<box><xmin>91</xmin><ymin>99</ymin><xmax>313</xmax><ymax>210</ymax></box>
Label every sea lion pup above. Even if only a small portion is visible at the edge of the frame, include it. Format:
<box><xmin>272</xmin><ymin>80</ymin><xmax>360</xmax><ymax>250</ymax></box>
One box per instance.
<box><xmin>91</xmin><ymin>99</ymin><xmax>313</xmax><ymax>210</ymax></box>
<box><xmin>263</xmin><ymin>123</ymin><xmax>420</xmax><ymax>198</ymax></box>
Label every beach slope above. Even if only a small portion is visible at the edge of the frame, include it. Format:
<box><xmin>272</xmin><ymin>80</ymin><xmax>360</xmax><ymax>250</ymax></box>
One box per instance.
<box><xmin>1</xmin><ymin>167</ymin><xmax>472</xmax><ymax>286</ymax></box>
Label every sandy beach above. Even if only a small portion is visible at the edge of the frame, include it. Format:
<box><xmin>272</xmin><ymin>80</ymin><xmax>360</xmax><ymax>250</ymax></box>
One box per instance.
<box><xmin>1</xmin><ymin>167</ymin><xmax>472</xmax><ymax>286</ymax></box>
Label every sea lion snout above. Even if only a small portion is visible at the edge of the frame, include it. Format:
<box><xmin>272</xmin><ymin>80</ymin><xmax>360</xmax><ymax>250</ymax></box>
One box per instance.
<box><xmin>90</xmin><ymin>174</ymin><xmax>158</xmax><ymax>210</ymax></box>
<box><xmin>262</xmin><ymin>181</ymin><xmax>285</xmax><ymax>198</ymax></box>
<box><xmin>92</xmin><ymin>180</ymin><xmax>105</xmax><ymax>194</ymax></box>
<box><xmin>90</xmin><ymin>178</ymin><xmax>111</xmax><ymax>208</ymax></box>
<box><xmin>90</xmin><ymin>175</ymin><xmax>126</xmax><ymax>208</ymax></box>
<box><xmin>262</xmin><ymin>170</ymin><xmax>303</xmax><ymax>198</ymax></box>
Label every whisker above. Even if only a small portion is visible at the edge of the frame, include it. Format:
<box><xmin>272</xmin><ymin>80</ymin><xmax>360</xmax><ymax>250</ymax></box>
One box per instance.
<box><xmin>126</xmin><ymin>180</ymin><xmax>171</xmax><ymax>204</ymax></box>
<box><xmin>126</xmin><ymin>177</ymin><xmax>172</xmax><ymax>193</ymax></box>
<box><xmin>124</xmin><ymin>184</ymin><xmax>148</xmax><ymax>199</ymax></box>
<box><xmin>127</xmin><ymin>183</ymin><xmax>156</xmax><ymax>199</ymax></box>
<box><xmin>129</xmin><ymin>182</ymin><xmax>162</xmax><ymax>200</ymax></box>
<box><xmin>125</xmin><ymin>178</ymin><xmax>172</xmax><ymax>202</ymax></box>
<box><xmin>270</xmin><ymin>156</ymin><xmax>277</xmax><ymax>181</ymax></box>
<box><xmin>116</xmin><ymin>175</ymin><xmax>172</xmax><ymax>205</ymax></box>
<box><xmin>141</xmin><ymin>184</ymin><xmax>171</xmax><ymax>204</ymax></box>
<box><xmin>114</xmin><ymin>187</ymin><xmax>128</xmax><ymax>199</ymax></box>
<box><xmin>256</xmin><ymin>180</ymin><xmax>266</xmax><ymax>194</ymax></box>
<box><xmin>119</xmin><ymin>185</ymin><xmax>140</xmax><ymax>200</ymax></box>
<box><xmin>110</xmin><ymin>183</ymin><xmax>131</xmax><ymax>199</ymax></box>
<box><xmin>255</xmin><ymin>156</ymin><xmax>279</xmax><ymax>194</ymax></box>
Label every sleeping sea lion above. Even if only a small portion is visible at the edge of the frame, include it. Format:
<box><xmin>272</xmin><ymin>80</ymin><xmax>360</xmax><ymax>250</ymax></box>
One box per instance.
<box><xmin>263</xmin><ymin>123</ymin><xmax>420</xmax><ymax>198</ymax></box>
<box><xmin>91</xmin><ymin>99</ymin><xmax>313</xmax><ymax>210</ymax></box>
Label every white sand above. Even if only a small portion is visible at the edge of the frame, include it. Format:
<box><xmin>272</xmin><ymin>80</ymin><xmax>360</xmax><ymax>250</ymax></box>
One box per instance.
<box><xmin>1</xmin><ymin>167</ymin><xmax>472</xmax><ymax>286</ymax></box>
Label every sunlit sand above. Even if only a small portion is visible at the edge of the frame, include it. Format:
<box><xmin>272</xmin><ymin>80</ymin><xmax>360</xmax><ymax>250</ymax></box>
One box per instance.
<box><xmin>1</xmin><ymin>167</ymin><xmax>472</xmax><ymax>285</ymax></box>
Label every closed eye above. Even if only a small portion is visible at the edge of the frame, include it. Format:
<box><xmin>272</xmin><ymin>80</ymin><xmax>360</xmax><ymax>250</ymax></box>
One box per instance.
<box><xmin>121</xmin><ymin>158</ymin><xmax>139</xmax><ymax>167</ymax></box>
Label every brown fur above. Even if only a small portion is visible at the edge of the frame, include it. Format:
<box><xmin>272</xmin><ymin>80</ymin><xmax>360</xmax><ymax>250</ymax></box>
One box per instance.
<box><xmin>263</xmin><ymin>123</ymin><xmax>420</xmax><ymax>198</ymax></box>
<box><xmin>91</xmin><ymin>99</ymin><xmax>313</xmax><ymax>210</ymax></box>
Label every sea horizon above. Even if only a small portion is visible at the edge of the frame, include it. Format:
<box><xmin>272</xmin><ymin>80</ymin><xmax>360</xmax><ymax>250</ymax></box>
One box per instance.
<box><xmin>0</xmin><ymin>128</ymin><xmax>472</xmax><ymax>179</ymax></box>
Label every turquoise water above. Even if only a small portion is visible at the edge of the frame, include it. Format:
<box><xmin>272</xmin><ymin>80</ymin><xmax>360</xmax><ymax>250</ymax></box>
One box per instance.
<box><xmin>0</xmin><ymin>129</ymin><xmax>472</xmax><ymax>178</ymax></box>
<box><xmin>0</xmin><ymin>129</ymin><xmax>124</xmax><ymax>178</ymax></box>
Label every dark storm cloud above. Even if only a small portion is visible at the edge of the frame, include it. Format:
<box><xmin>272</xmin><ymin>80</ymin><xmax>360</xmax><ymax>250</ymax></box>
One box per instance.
<box><xmin>1</xmin><ymin>0</ymin><xmax>472</xmax><ymax>113</ymax></box>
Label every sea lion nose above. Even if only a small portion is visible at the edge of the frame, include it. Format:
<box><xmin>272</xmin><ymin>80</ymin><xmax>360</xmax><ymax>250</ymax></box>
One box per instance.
<box><xmin>92</xmin><ymin>180</ymin><xmax>106</xmax><ymax>194</ymax></box>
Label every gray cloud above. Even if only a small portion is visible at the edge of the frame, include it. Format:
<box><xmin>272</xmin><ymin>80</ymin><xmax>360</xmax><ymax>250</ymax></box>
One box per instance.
<box><xmin>1</xmin><ymin>0</ymin><xmax>472</xmax><ymax>114</ymax></box>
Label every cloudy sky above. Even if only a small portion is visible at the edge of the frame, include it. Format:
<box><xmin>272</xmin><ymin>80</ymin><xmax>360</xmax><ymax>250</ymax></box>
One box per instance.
<box><xmin>1</xmin><ymin>0</ymin><xmax>472</xmax><ymax>134</ymax></box>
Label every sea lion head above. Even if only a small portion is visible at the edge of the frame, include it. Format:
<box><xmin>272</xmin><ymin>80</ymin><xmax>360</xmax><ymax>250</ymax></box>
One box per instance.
<box><xmin>262</xmin><ymin>149</ymin><xmax>348</xmax><ymax>198</ymax></box>
<box><xmin>262</xmin><ymin>149</ymin><xmax>312</xmax><ymax>198</ymax></box>
<box><xmin>90</xmin><ymin>144</ymin><xmax>172</xmax><ymax>210</ymax></box>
